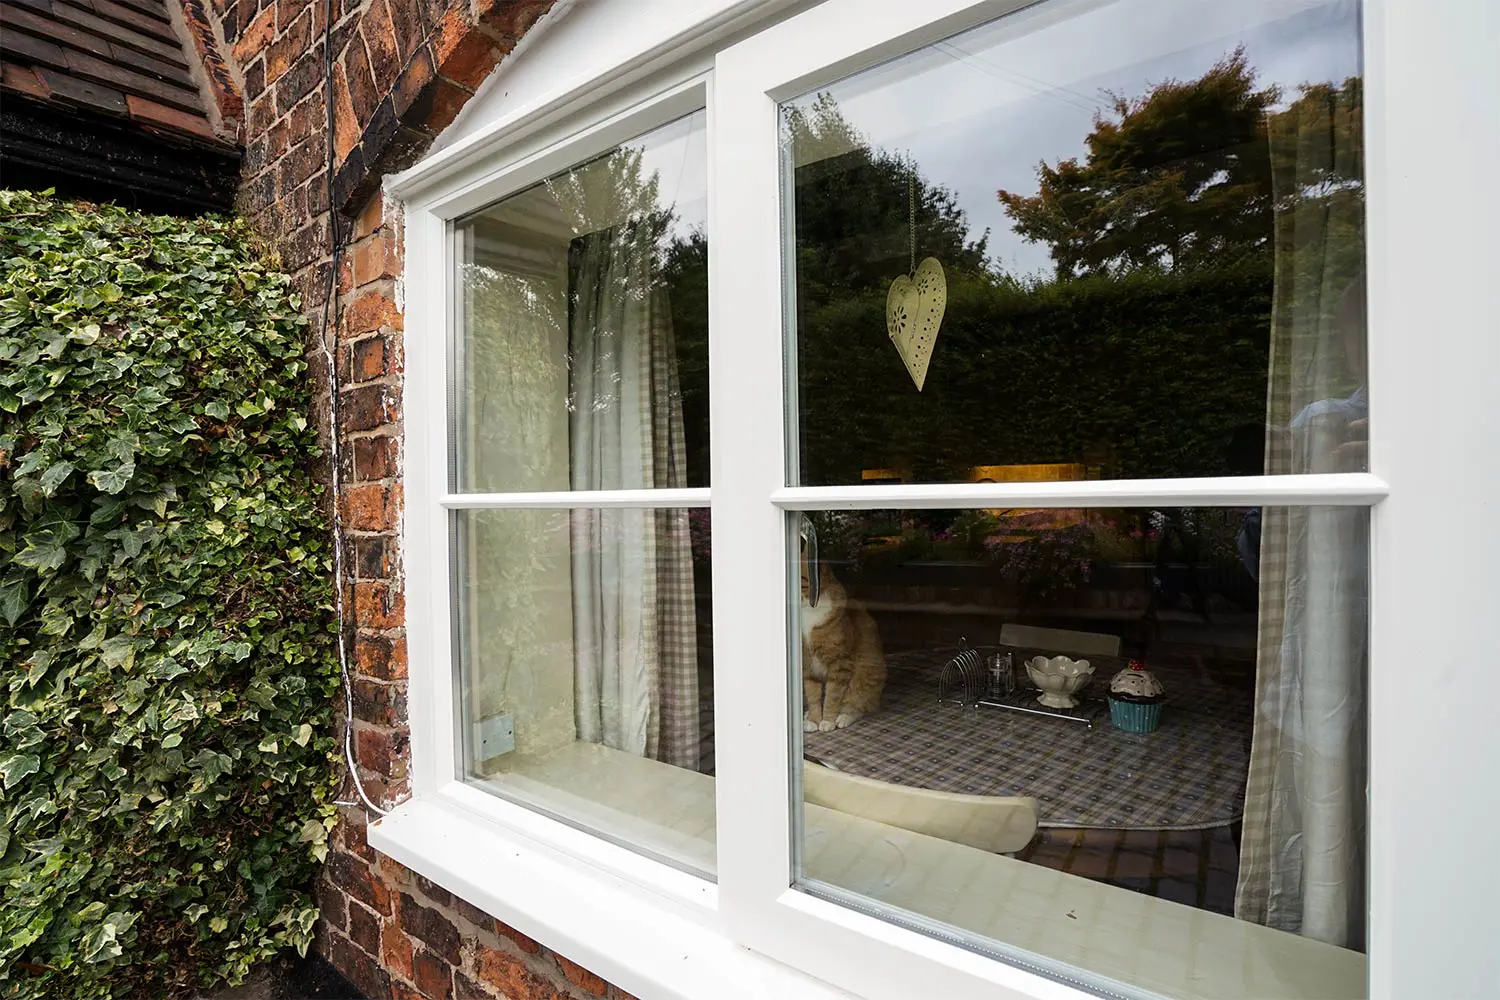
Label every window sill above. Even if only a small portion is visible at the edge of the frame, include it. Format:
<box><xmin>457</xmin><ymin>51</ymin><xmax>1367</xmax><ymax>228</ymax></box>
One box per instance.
<box><xmin>372</xmin><ymin>756</ymin><xmax>1363</xmax><ymax>1000</ymax></box>
<box><xmin>367</xmin><ymin>789</ymin><xmax>855</xmax><ymax>1000</ymax></box>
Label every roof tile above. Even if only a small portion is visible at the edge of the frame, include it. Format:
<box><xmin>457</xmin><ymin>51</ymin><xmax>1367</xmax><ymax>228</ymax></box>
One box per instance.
<box><xmin>0</xmin><ymin>0</ymin><xmax>227</xmax><ymax>146</ymax></box>
<box><xmin>1</xmin><ymin>60</ymin><xmax>50</xmax><ymax>99</ymax></box>
<box><xmin>36</xmin><ymin>63</ymin><xmax>127</xmax><ymax>114</ymax></box>
<box><xmin>126</xmin><ymin>92</ymin><xmax>216</xmax><ymax>140</ymax></box>
<box><xmin>52</xmin><ymin>2</ymin><xmax>188</xmax><ymax>66</ymax></box>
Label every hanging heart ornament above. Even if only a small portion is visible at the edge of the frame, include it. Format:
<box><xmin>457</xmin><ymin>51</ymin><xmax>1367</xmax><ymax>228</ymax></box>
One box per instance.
<box><xmin>886</xmin><ymin>256</ymin><xmax>946</xmax><ymax>391</ymax></box>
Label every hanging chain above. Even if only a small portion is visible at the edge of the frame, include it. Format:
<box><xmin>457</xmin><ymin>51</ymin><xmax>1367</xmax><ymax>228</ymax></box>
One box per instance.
<box><xmin>908</xmin><ymin>163</ymin><xmax>917</xmax><ymax>276</ymax></box>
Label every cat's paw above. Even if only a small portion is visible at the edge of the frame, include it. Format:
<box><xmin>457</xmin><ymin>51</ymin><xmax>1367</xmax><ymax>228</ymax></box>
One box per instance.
<box><xmin>834</xmin><ymin>712</ymin><xmax>863</xmax><ymax>729</ymax></box>
<box><xmin>818</xmin><ymin>719</ymin><xmax>837</xmax><ymax>732</ymax></box>
<box><xmin>803</xmin><ymin>716</ymin><xmax>818</xmax><ymax>733</ymax></box>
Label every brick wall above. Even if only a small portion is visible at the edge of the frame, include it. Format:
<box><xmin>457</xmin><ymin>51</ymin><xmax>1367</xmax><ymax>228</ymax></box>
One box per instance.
<box><xmin>179</xmin><ymin>2</ymin><xmax>633</xmax><ymax>997</ymax></box>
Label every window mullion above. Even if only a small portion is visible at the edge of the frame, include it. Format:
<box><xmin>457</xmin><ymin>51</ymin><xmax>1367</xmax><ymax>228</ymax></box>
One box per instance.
<box><xmin>772</xmin><ymin>473</ymin><xmax>1389</xmax><ymax>511</ymax></box>
<box><xmin>440</xmin><ymin>488</ymin><xmax>712</xmax><ymax>509</ymax></box>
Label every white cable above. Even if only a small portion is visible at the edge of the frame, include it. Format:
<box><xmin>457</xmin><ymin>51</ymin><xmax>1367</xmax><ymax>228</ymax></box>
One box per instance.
<box><xmin>319</xmin><ymin>0</ymin><xmax>386</xmax><ymax>819</ymax></box>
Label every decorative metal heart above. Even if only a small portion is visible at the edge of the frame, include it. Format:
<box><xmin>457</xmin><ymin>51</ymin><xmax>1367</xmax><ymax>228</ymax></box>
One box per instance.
<box><xmin>886</xmin><ymin>257</ymin><xmax>946</xmax><ymax>391</ymax></box>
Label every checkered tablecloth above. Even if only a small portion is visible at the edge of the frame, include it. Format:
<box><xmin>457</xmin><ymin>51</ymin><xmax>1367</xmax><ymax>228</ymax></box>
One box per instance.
<box><xmin>803</xmin><ymin>648</ymin><xmax>1252</xmax><ymax>830</ymax></box>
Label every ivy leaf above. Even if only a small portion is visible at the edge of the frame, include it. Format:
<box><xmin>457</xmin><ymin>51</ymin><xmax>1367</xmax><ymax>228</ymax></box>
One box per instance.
<box><xmin>88</xmin><ymin>462</ymin><xmax>136</xmax><ymax>494</ymax></box>
<box><xmin>15</xmin><ymin>539</ymin><xmax>67</xmax><ymax>572</ymax></box>
<box><xmin>40</xmin><ymin>460</ymin><xmax>75</xmax><ymax>494</ymax></box>
<box><xmin>0</xmin><ymin>753</ymin><xmax>41</xmax><ymax>788</ymax></box>
<box><xmin>1</xmin><ymin>191</ymin><xmax>337</xmax><ymax>996</ymax></box>
<box><xmin>80</xmin><ymin>912</ymin><xmax>137</xmax><ymax>964</ymax></box>
<box><xmin>0</xmin><ymin>575</ymin><xmax>28</xmax><ymax>625</ymax></box>
<box><xmin>99</xmin><ymin>635</ymin><xmax>136</xmax><ymax>668</ymax></box>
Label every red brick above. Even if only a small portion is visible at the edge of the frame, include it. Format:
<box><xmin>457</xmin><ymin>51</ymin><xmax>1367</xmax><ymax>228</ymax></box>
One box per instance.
<box><xmin>449</xmin><ymin>894</ymin><xmax>497</xmax><ymax>935</ymax></box>
<box><xmin>328</xmin><ymin>851</ymin><xmax>392</xmax><ymax>916</ymax></box>
<box><xmin>274</xmin><ymin>0</ymin><xmax>303</xmax><ymax>32</ymax></box>
<box><xmin>361</xmin><ymin>0</ymin><xmax>401</xmax><ymax>90</ymax></box>
<box><xmin>347</xmin><ymin>900</ymin><xmax>381</xmax><ymax>956</ymax></box>
<box><xmin>232</xmin><ymin>4</ymin><xmax>277</xmax><ymax>64</ymax></box>
<box><xmin>243</xmin><ymin>54</ymin><xmax>266</xmax><ymax>100</ymax></box>
<box><xmin>352</xmin><ymin>334</ymin><xmax>386</xmax><ymax>381</ymax></box>
<box><xmin>355</xmin><ymin>725</ymin><xmax>394</xmax><ymax>776</ymax></box>
<box><xmin>288</xmin><ymin>87</ymin><xmax>320</xmax><ymax>142</ymax></box>
<box><xmin>431</xmin><ymin>7</ymin><xmax>472</xmax><ymax>66</ymax></box>
<box><xmin>351</xmin><ymin>231</ymin><xmax>402</xmax><ymax>286</ymax></box>
<box><xmin>339</xmin><ymin>816</ymin><xmax>378</xmax><ymax>864</ymax></box>
<box><xmin>264</xmin><ymin>116</ymin><xmax>292</xmax><ymax>162</ymax></box>
<box><xmin>352</xmin><ymin>435</ymin><xmax>399</xmax><ymax>481</ymax></box>
<box><xmin>344</xmin><ymin>34</ymin><xmax>380</xmax><ymax>123</ymax></box>
<box><xmin>391</xmin><ymin>46</ymin><xmax>434</xmax><ymax>120</ymax></box>
<box><xmin>333</xmin><ymin>62</ymin><xmax>360</xmax><ymax>159</ymax></box>
<box><xmin>386</xmin><ymin>637</ymin><xmax>409</xmax><ymax>679</ymax></box>
<box><xmin>383</xmin><ymin>330</ymin><xmax>405</xmax><ymax>375</ymax></box>
<box><xmin>315</xmin><ymin>877</ymin><xmax>348</xmax><ymax>932</ymax></box>
<box><xmin>354</xmin><ymin>191</ymin><xmax>385</xmax><ymax>240</ymax></box>
<box><xmin>378</xmin><ymin>852</ymin><xmax>415</xmax><ymax>889</ymax></box>
<box><xmin>397</xmin><ymin>893</ymin><xmax>461</xmax><ymax>965</ymax></box>
<box><xmin>247</xmin><ymin>85</ymin><xmax>278</xmax><ymax>132</ymax></box>
<box><xmin>475</xmin><ymin>0</ymin><xmax>554</xmax><ymax>40</ymax></box>
<box><xmin>340</xmin><ymin>383</ymin><xmax>396</xmax><ymax>432</ymax></box>
<box><xmin>412</xmin><ymin>948</ymin><xmax>454</xmax><ymax>1000</ymax></box>
<box><xmin>344</xmin><ymin>287</ymin><xmax>402</xmax><ymax>336</ymax></box>
<box><xmin>414</xmin><ymin>875</ymin><xmax>453</xmax><ymax>908</ymax></box>
<box><xmin>265</xmin><ymin>8</ymin><xmax>312</xmax><ymax>84</ymax></box>
<box><xmin>434</xmin><ymin>26</ymin><xmax>502</xmax><ymax>91</ymax></box>
<box><xmin>345</xmin><ymin>482</ymin><xmax>401</xmax><ymax>531</ymax></box>
<box><xmin>354</xmin><ymin>635</ymin><xmax>392</xmax><ymax>677</ymax></box>
<box><xmin>354</xmin><ymin>534</ymin><xmax>393</xmax><ymax>580</ymax></box>
<box><xmin>328</xmin><ymin>930</ymin><xmax>393</xmax><ymax>999</ymax></box>
<box><xmin>496</xmin><ymin>920</ymin><xmax>541</xmax><ymax>955</ymax></box>
<box><xmin>455</xmin><ymin>972</ymin><xmax>502</xmax><ymax>999</ymax></box>
<box><xmin>381</xmin><ymin>926</ymin><xmax>416</xmax><ymax>983</ymax></box>
<box><xmin>556</xmin><ymin>956</ymin><xmax>608</xmax><ymax>996</ymax></box>
<box><xmin>351</xmin><ymin>677</ymin><xmax>405</xmax><ymax>727</ymax></box>
<box><xmin>420</xmin><ymin>76</ymin><xmax>472</xmax><ymax>133</ymax></box>
<box><xmin>474</xmin><ymin>944</ymin><xmax>559</xmax><ymax>1000</ymax></box>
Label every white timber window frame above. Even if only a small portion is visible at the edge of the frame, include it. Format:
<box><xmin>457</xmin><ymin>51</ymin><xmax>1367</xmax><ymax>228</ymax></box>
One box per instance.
<box><xmin>374</xmin><ymin>1</ymin><xmax>1500</xmax><ymax>999</ymax></box>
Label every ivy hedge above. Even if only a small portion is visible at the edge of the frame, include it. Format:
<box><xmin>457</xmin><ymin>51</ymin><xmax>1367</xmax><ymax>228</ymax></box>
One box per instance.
<box><xmin>0</xmin><ymin>191</ymin><xmax>339</xmax><ymax>999</ymax></box>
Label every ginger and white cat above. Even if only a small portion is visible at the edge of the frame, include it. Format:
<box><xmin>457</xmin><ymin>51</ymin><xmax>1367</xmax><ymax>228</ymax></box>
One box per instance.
<box><xmin>801</xmin><ymin>555</ymin><xmax>885</xmax><ymax>732</ymax></box>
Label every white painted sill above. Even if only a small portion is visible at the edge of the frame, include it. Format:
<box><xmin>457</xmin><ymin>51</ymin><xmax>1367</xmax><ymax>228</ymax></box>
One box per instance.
<box><xmin>366</xmin><ymin>789</ymin><xmax>858</xmax><ymax>1000</ymax></box>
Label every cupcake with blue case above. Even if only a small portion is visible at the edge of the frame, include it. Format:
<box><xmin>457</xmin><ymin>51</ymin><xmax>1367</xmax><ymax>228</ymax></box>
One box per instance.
<box><xmin>1109</xmin><ymin>660</ymin><xmax>1165</xmax><ymax>733</ymax></box>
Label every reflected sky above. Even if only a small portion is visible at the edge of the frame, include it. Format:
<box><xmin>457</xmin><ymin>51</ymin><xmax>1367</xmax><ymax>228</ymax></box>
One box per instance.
<box><xmin>811</xmin><ymin>0</ymin><xmax>1360</xmax><ymax>278</ymax></box>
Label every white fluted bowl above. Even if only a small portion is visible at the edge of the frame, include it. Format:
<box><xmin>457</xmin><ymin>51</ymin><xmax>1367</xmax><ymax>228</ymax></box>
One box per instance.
<box><xmin>1024</xmin><ymin>655</ymin><xmax>1094</xmax><ymax>709</ymax></box>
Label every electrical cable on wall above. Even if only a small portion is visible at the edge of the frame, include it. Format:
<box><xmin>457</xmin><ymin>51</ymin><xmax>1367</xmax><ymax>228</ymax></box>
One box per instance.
<box><xmin>319</xmin><ymin>0</ymin><xmax>387</xmax><ymax>818</ymax></box>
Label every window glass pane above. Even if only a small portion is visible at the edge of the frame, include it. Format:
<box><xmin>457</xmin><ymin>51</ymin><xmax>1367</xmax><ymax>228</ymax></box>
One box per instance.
<box><xmin>792</xmin><ymin>504</ymin><xmax>1367</xmax><ymax>998</ymax></box>
<box><xmin>782</xmin><ymin>0</ymin><xmax>1365</xmax><ymax>487</ymax></box>
<box><xmin>455</xmin><ymin>110</ymin><xmax>709</xmax><ymax>492</ymax></box>
<box><xmin>457</xmin><ymin>507</ymin><xmax>715</xmax><ymax>874</ymax></box>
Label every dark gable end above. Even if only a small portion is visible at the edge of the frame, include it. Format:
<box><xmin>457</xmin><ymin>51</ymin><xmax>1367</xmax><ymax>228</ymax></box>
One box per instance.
<box><xmin>0</xmin><ymin>0</ymin><xmax>241</xmax><ymax>214</ymax></box>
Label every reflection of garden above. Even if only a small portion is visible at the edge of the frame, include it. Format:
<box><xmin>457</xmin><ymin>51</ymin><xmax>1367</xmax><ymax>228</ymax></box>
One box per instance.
<box><xmin>786</xmin><ymin>51</ymin><xmax>1364</xmax><ymax>487</ymax></box>
<box><xmin>810</xmin><ymin>507</ymin><xmax>1259</xmax><ymax>657</ymax></box>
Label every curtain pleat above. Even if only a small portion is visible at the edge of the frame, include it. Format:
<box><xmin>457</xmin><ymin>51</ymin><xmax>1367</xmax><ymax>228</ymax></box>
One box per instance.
<box><xmin>568</xmin><ymin>224</ymin><xmax>700</xmax><ymax>768</ymax></box>
<box><xmin>1235</xmin><ymin>85</ymin><xmax>1367</xmax><ymax>950</ymax></box>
